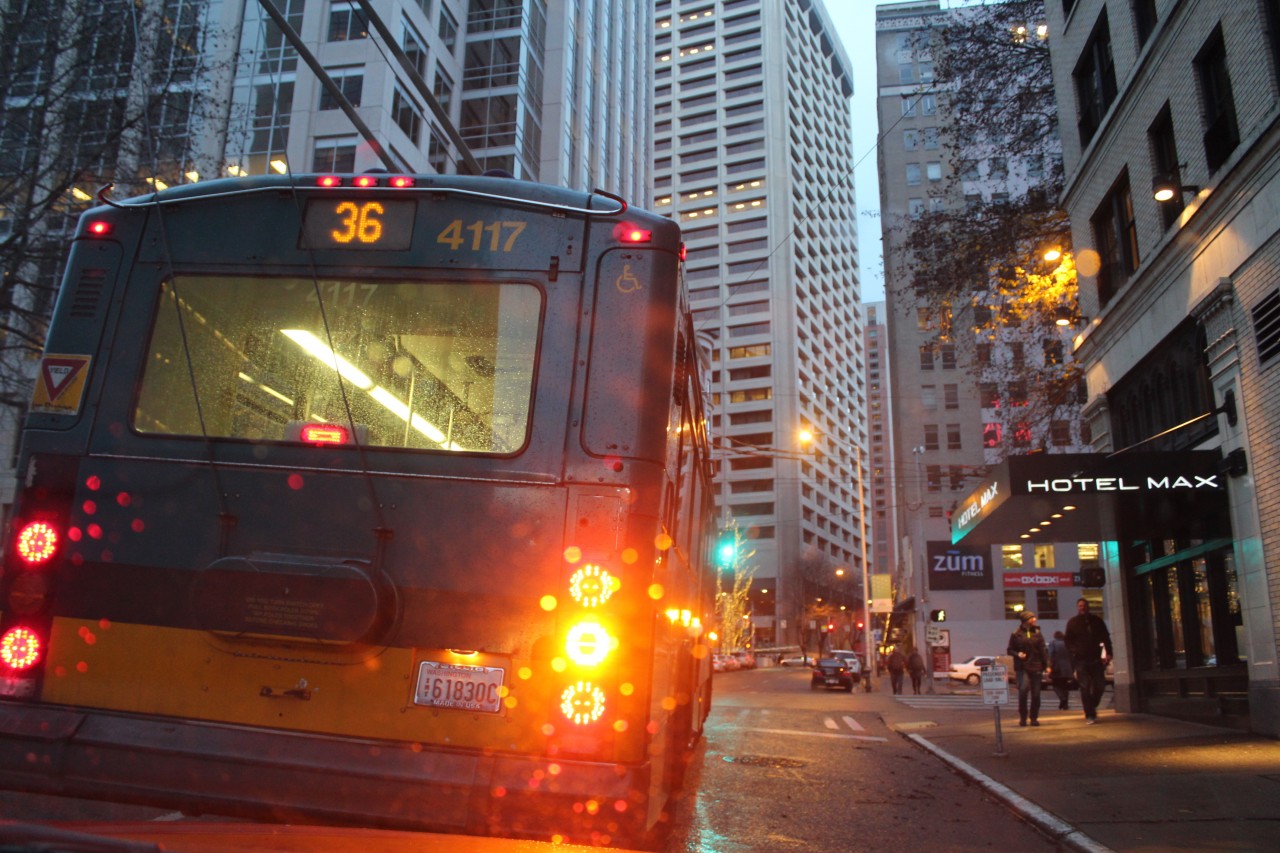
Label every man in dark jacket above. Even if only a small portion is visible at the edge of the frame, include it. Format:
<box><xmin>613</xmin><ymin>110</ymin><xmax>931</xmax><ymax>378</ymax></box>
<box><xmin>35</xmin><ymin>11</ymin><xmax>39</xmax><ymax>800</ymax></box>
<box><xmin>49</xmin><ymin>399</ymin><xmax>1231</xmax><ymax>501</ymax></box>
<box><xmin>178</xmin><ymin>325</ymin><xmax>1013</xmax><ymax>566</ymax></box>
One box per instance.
<box><xmin>886</xmin><ymin>649</ymin><xmax>906</xmax><ymax>695</ymax></box>
<box><xmin>1047</xmin><ymin>630</ymin><xmax>1075</xmax><ymax>710</ymax></box>
<box><xmin>1065</xmin><ymin>597</ymin><xmax>1113</xmax><ymax>724</ymax></box>
<box><xmin>1007</xmin><ymin>611</ymin><xmax>1050</xmax><ymax>726</ymax></box>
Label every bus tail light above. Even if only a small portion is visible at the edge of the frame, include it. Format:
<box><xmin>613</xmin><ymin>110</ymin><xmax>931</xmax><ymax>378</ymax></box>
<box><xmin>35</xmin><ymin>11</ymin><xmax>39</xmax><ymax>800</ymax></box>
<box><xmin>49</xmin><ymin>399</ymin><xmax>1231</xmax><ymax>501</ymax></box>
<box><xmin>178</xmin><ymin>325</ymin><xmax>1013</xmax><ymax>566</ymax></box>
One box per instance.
<box><xmin>0</xmin><ymin>626</ymin><xmax>43</xmax><ymax>671</ymax></box>
<box><xmin>565</xmin><ymin>621</ymin><xmax>613</xmax><ymax>667</ymax></box>
<box><xmin>613</xmin><ymin>223</ymin><xmax>652</xmax><ymax>243</ymax></box>
<box><xmin>14</xmin><ymin>520</ymin><xmax>59</xmax><ymax>567</ymax></box>
<box><xmin>86</xmin><ymin>220</ymin><xmax>113</xmax><ymax>237</ymax></box>
<box><xmin>560</xmin><ymin>681</ymin><xmax>607</xmax><ymax>725</ymax></box>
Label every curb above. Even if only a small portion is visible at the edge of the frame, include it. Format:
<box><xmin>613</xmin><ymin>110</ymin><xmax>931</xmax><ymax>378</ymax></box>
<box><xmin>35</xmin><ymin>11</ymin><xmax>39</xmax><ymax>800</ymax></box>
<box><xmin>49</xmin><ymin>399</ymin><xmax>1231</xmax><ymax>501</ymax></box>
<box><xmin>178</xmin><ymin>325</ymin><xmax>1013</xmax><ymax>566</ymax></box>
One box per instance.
<box><xmin>904</xmin><ymin>731</ymin><xmax>1117</xmax><ymax>853</ymax></box>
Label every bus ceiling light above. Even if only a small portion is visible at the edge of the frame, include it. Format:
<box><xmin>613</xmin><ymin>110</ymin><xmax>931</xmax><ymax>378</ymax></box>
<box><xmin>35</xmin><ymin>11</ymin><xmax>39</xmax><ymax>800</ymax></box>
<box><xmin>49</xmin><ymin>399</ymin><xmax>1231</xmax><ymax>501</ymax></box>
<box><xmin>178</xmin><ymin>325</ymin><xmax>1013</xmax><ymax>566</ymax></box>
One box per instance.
<box><xmin>15</xmin><ymin>520</ymin><xmax>58</xmax><ymax>566</ymax></box>
<box><xmin>0</xmin><ymin>626</ymin><xmax>42</xmax><ymax>671</ymax></box>
<box><xmin>565</xmin><ymin>620</ymin><xmax>613</xmax><ymax>667</ymax></box>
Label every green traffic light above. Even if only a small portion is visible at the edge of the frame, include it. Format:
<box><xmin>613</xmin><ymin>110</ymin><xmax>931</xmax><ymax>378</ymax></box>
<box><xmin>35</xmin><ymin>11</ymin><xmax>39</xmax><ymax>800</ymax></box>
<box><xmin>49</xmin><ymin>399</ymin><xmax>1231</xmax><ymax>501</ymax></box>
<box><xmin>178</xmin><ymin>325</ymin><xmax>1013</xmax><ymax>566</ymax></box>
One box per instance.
<box><xmin>717</xmin><ymin>541</ymin><xmax>736</xmax><ymax>568</ymax></box>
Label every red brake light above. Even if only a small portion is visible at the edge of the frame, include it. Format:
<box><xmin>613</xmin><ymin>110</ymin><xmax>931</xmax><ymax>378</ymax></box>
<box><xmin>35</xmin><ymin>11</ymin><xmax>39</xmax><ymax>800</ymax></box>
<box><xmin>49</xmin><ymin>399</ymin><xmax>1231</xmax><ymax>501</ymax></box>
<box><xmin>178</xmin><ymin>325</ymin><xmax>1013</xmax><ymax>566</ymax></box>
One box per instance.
<box><xmin>300</xmin><ymin>423</ymin><xmax>350</xmax><ymax>445</ymax></box>
<box><xmin>15</xmin><ymin>521</ymin><xmax>58</xmax><ymax>566</ymax></box>
<box><xmin>615</xmin><ymin>224</ymin><xmax>652</xmax><ymax>243</ymax></box>
<box><xmin>679</xmin><ymin>243</ymin><xmax>687</xmax><ymax>262</ymax></box>
<box><xmin>316</xmin><ymin>175</ymin><xmax>342</xmax><ymax>188</ymax></box>
<box><xmin>353</xmin><ymin>175</ymin><xmax>379</xmax><ymax>188</ymax></box>
<box><xmin>87</xmin><ymin>221</ymin><xmax>112</xmax><ymax>237</ymax></box>
<box><xmin>389</xmin><ymin>176</ymin><xmax>416</xmax><ymax>188</ymax></box>
<box><xmin>0</xmin><ymin>627</ymin><xmax>42</xmax><ymax>670</ymax></box>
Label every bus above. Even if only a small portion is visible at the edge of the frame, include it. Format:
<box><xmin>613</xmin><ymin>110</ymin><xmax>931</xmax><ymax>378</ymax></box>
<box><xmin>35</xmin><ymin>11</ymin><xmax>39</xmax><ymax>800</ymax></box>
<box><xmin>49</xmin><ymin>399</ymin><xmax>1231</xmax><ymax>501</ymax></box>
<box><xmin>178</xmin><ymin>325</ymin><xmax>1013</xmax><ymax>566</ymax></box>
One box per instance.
<box><xmin>0</xmin><ymin>172</ymin><xmax>716</xmax><ymax>847</ymax></box>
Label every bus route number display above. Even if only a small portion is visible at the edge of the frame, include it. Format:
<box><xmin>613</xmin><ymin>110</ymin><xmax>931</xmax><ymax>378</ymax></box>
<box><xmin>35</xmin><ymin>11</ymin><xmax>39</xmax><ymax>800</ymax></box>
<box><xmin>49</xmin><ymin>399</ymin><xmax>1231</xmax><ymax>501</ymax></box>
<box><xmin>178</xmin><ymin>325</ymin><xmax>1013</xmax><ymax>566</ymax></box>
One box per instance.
<box><xmin>301</xmin><ymin>198</ymin><xmax>416</xmax><ymax>250</ymax></box>
<box><xmin>414</xmin><ymin>660</ymin><xmax>505</xmax><ymax>714</ymax></box>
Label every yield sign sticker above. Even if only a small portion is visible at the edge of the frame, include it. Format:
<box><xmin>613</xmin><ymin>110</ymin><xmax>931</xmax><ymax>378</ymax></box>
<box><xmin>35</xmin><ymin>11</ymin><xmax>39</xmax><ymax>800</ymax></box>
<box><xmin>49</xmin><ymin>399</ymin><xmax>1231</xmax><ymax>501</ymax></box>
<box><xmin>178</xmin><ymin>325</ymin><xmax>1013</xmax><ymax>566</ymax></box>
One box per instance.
<box><xmin>32</xmin><ymin>354</ymin><xmax>91</xmax><ymax>415</ymax></box>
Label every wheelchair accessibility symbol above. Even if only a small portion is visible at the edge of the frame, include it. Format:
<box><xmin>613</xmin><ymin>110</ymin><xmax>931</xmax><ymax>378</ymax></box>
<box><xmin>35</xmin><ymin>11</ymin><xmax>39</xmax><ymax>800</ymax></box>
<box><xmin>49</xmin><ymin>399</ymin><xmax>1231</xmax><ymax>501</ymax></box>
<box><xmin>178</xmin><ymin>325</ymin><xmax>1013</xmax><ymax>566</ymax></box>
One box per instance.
<box><xmin>616</xmin><ymin>264</ymin><xmax>642</xmax><ymax>293</ymax></box>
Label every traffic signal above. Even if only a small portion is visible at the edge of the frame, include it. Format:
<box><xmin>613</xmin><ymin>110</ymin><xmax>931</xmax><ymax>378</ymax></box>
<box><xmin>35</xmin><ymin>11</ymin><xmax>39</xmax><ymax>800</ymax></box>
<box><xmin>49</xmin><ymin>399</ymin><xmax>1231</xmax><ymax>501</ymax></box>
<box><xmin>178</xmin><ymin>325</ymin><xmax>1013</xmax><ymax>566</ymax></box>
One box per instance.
<box><xmin>715</xmin><ymin>535</ymin><xmax>737</xmax><ymax>570</ymax></box>
<box><xmin>929</xmin><ymin>609</ymin><xmax>946</xmax><ymax>622</ymax></box>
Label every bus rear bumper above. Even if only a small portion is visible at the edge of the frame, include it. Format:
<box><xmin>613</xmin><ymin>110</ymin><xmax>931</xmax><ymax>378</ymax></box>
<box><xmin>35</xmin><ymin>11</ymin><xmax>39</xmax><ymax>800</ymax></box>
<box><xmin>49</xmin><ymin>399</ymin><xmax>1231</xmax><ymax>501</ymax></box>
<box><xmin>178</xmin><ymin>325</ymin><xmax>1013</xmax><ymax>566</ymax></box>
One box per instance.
<box><xmin>0</xmin><ymin>701</ymin><xmax>654</xmax><ymax>843</ymax></box>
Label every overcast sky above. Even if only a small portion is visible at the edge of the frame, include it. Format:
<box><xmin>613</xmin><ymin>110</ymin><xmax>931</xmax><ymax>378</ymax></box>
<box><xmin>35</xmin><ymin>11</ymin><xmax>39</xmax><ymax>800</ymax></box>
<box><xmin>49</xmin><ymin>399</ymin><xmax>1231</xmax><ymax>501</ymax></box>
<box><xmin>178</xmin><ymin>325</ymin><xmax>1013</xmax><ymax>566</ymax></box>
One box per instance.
<box><xmin>828</xmin><ymin>0</ymin><xmax>893</xmax><ymax>304</ymax></box>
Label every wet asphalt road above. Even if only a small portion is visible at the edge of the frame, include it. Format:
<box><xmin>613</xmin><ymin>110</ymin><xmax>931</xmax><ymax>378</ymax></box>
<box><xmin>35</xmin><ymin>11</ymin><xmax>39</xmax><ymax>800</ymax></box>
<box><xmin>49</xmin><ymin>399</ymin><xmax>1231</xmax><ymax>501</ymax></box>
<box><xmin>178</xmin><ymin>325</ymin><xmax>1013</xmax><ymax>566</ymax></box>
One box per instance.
<box><xmin>661</xmin><ymin>665</ymin><xmax>1059</xmax><ymax>853</ymax></box>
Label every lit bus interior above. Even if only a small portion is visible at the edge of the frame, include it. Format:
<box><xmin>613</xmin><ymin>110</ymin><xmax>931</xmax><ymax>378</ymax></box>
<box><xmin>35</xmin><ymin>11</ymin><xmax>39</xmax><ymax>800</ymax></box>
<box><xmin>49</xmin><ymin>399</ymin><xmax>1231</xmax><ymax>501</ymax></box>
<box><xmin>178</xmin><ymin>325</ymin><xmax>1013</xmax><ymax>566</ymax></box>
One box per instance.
<box><xmin>133</xmin><ymin>275</ymin><xmax>540</xmax><ymax>453</ymax></box>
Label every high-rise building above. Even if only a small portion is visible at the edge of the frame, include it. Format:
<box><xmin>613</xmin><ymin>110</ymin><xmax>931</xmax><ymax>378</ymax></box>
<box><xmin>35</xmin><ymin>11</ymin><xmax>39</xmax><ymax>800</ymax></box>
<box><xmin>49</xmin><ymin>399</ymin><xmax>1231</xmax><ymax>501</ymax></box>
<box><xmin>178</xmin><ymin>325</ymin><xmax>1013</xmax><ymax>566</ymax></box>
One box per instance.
<box><xmin>864</xmin><ymin>301</ymin><xmax>897</xmax><ymax>586</ymax></box>
<box><xmin>654</xmin><ymin>0</ymin><xmax>867</xmax><ymax>651</ymax></box>
<box><xmin>876</xmin><ymin>1</ymin><xmax>1090</xmax><ymax>664</ymax></box>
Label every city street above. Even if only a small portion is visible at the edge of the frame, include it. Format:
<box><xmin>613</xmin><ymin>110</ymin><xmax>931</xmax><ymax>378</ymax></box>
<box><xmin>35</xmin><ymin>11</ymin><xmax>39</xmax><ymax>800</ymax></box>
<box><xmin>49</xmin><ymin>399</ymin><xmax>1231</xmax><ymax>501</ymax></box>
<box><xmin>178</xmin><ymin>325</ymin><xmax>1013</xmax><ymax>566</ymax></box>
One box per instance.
<box><xmin>660</xmin><ymin>665</ymin><xmax>1058</xmax><ymax>852</ymax></box>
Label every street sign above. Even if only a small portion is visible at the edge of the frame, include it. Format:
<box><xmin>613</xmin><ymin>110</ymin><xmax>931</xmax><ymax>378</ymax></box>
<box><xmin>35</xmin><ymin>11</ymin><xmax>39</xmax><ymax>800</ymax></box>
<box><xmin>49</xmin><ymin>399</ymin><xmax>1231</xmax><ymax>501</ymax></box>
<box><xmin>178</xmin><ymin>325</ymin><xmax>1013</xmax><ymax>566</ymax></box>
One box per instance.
<box><xmin>981</xmin><ymin>665</ymin><xmax>1009</xmax><ymax>705</ymax></box>
<box><xmin>926</xmin><ymin>624</ymin><xmax>942</xmax><ymax>645</ymax></box>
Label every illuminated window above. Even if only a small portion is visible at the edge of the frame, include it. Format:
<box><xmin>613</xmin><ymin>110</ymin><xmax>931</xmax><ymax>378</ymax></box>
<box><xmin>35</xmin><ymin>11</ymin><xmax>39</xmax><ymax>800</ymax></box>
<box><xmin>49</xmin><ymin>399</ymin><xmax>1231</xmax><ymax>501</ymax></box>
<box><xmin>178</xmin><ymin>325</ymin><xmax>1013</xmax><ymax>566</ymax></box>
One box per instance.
<box><xmin>1034</xmin><ymin>544</ymin><xmax>1055</xmax><ymax>568</ymax></box>
<box><xmin>1002</xmin><ymin>544</ymin><xmax>1024</xmax><ymax>568</ymax></box>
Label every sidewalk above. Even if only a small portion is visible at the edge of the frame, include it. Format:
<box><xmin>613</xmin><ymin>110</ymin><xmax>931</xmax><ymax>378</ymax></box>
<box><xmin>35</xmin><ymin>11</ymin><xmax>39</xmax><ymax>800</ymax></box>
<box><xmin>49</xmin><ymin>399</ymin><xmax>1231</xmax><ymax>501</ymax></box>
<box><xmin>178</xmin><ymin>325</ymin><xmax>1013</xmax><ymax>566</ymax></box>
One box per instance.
<box><xmin>868</xmin><ymin>677</ymin><xmax>1280</xmax><ymax>852</ymax></box>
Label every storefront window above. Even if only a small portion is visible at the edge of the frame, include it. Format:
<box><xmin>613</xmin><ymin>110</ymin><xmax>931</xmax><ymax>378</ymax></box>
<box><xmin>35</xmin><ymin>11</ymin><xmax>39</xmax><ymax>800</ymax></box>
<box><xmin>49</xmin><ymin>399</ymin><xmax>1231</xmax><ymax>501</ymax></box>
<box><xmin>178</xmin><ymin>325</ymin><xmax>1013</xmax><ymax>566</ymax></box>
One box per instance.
<box><xmin>1192</xmin><ymin>558</ymin><xmax>1214</xmax><ymax>665</ymax></box>
<box><xmin>1004</xmin><ymin>590</ymin><xmax>1027</xmax><ymax>619</ymax></box>
<box><xmin>1001</xmin><ymin>544</ymin><xmax>1023</xmax><ymax>568</ymax></box>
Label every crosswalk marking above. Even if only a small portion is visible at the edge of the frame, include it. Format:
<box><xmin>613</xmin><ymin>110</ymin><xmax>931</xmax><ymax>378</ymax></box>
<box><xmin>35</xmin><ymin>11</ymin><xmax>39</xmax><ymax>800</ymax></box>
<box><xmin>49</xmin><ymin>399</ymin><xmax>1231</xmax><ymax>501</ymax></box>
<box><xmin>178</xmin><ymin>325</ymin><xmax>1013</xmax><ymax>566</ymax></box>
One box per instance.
<box><xmin>741</xmin><ymin>727</ymin><xmax>888</xmax><ymax>742</ymax></box>
<box><xmin>842</xmin><ymin>715</ymin><xmax>865</xmax><ymax>732</ymax></box>
<box><xmin>894</xmin><ymin>694</ymin><xmax>990</xmax><ymax>709</ymax></box>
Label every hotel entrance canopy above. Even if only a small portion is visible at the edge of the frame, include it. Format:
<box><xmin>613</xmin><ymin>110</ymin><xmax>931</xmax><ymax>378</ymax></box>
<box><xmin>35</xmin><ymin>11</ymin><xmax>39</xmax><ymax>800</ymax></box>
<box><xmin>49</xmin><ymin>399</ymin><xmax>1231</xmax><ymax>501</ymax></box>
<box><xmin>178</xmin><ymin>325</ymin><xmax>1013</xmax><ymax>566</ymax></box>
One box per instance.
<box><xmin>950</xmin><ymin>451</ymin><xmax>1230</xmax><ymax>545</ymax></box>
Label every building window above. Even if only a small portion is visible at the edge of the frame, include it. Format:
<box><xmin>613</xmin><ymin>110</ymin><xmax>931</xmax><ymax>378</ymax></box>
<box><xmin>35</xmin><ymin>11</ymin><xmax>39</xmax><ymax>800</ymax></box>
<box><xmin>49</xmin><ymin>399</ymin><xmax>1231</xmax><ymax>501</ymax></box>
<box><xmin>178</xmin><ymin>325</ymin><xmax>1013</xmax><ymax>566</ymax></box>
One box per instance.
<box><xmin>1005</xmin><ymin>590</ymin><xmax>1028</xmax><ymax>620</ymax></box>
<box><xmin>318</xmin><ymin>68</ymin><xmax>363</xmax><ymax>110</ymax></box>
<box><xmin>940</xmin><ymin>344</ymin><xmax>956</xmax><ymax>369</ymax></box>
<box><xmin>1050</xmin><ymin>420</ymin><xmax>1072</xmax><ymax>446</ymax></box>
<box><xmin>926</xmin><ymin>465</ymin><xmax>941</xmax><ymax>492</ymax></box>
<box><xmin>906</xmin><ymin>163</ymin><xmax>922</xmax><ymax>186</ymax></box>
<box><xmin>392</xmin><ymin>88</ymin><xmax>422</xmax><ymax>144</ymax></box>
<box><xmin>921</xmin><ymin>384</ymin><xmax>937</xmax><ymax>409</ymax></box>
<box><xmin>1196</xmin><ymin>25</ymin><xmax>1239</xmax><ymax>172</ymax></box>
<box><xmin>1090</xmin><ymin>170</ymin><xmax>1139</xmax><ymax>306</ymax></box>
<box><xmin>983</xmin><ymin>422</ymin><xmax>1002</xmax><ymax>447</ymax></box>
<box><xmin>979</xmin><ymin>383</ymin><xmax>999</xmax><ymax>408</ymax></box>
<box><xmin>1073</xmin><ymin>10</ymin><xmax>1117</xmax><ymax>147</ymax></box>
<box><xmin>1036</xmin><ymin>589</ymin><xmax>1059</xmax><ymax>620</ymax></box>
<box><xmin>1034</xmin><ymin>544</ymin><xmax>1056</xmax><ymax>568</ymax></box>
<box><xmin>920</xmin><ymin>346</ymin><xmax>934</xmax><ymax>370</ymax></box>
<box><xmin>1132</xmin><ymin>0</ymin><xmax>1157</xmax><ymax>48</ymax></box>
<box><xmin>1013</xmin><ymin>422</ymin><xmax>1032</xmax><ymax>447</ymax></box>
<box><xmin>1002</xmin><ymin>544</ymin><xmax>1024</xmax><ymax>568</ymax></box>
<box><xmin>1148</xmin><ymin>104</ymin><xmax>1184</xmax><ymax>228</ymax></box>
<box><xmin>944</xmin><ymin>384</ymin><xmax>959</xmax><ymax>409</ymax></box>
<box><xmin>923</xmin><ymin>127</ymin><xmax>940</xmax><ymax>149</ymax></box>
<box><xmin>927</xmin><ymin>162</ymin><xmax>943</xmax><ymax>182</ymax></box>
<box><xmin>438</xmin><ymin>5</ymin><xmax>458</xmax><ymax>52</ymax></box>
<box><xmin>313</xmin><ymin>137</ymin><xmax>357</xmax><ymax>172</ymax></box>
<box><xmin>946</xmin><ymin>423</ymin><xmax>962</xmax><ymax>450</ymax></box>
<box><xmin>924</xmin><ymin>424</ymin><xmax>939</xmax><ymax>451</ymax></box>
<box><xmin>328</xmin><ymin>2</ymin><xmax>368</xmax><ymax>41</ymax></box>
<box><xmin>904</xmin><ymin>129</ymin><xmax>919</xmax><ymax>150</ymax></box>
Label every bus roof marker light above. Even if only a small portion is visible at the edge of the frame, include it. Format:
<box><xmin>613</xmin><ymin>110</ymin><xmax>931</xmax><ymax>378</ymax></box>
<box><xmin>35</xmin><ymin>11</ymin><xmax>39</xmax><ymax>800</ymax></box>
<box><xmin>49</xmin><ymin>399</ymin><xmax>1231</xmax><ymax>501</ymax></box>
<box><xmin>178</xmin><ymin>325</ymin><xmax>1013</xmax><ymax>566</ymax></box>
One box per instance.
<box><xmin>353</xmin><ymin>175</ymin><xmax>379</xmax><ymax>188</ymax></box>
<box><xmin>389</xmin><ymin>176</ymin><xmax>415</xmax><ymax>188</ymax></box>
<box><xmin>316</xmin><ymin>175</ymin><xmax>342</xmax><ymax>188</ymax></box>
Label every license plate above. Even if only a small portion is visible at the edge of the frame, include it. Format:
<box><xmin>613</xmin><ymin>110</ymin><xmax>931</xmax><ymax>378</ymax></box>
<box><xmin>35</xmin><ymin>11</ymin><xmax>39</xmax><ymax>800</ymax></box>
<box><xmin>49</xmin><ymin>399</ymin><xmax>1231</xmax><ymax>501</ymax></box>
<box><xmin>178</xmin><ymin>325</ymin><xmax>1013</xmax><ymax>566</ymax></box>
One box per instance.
<box><xmin>826</xmin><ymin>678</ymin><xmax>840</xmax><ymax>684</ymax></box>
<box><xmin>414</xmin><ymin>660</ymin><xmax>505</xmax><ymax>713</ymax></box>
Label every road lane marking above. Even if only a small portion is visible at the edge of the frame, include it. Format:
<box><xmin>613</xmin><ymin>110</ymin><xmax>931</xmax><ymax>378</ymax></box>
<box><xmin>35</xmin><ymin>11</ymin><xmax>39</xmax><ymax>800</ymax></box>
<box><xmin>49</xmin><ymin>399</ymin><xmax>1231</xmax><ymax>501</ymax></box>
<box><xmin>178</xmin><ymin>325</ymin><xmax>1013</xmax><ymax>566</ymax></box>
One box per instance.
<box><xmin>842</xmin><ymin>715</ymin><xmax>865</xmax><ymax>732</ymax></box>
<box><xmin>741</xmin><ymin>727</ymin><xmax>887</xmax><ymax>742</ymax></box>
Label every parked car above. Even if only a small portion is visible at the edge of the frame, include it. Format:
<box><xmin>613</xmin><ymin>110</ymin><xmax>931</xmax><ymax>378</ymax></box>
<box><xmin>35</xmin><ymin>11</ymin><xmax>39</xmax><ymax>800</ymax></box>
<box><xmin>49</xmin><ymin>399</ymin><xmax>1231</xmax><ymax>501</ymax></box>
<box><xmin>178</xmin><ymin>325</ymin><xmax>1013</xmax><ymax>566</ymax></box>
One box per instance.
<box><xmin>949</xmin><ymin>655</ymin><xmax>1001</xmax><ymax>685</ymax></box>
<box><xmin>712</xmin><ymin>653</ymin><xmax>740</xmax><ymax>673</ymax></box>
<box><xmin>810</xmin><ymin>658</ymin><xmax>856</xmax><ymax>691</ymax></box>
<box><xmin>731</xmin><ymin>650</ymin><xmax>756</xmax><ymax>670</ymax></box>
<box><xmin>779</xmin><ymin>654</ymin><xmax>812</xmax><ymax>667</ymax></box>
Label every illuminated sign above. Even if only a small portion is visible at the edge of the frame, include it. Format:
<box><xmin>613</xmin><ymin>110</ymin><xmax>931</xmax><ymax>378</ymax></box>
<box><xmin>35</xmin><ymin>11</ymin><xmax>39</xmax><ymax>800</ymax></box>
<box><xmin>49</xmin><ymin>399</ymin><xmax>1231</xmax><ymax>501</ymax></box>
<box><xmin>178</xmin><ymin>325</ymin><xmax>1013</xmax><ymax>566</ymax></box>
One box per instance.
<box><xmin>1002</xmin><ymin>572</ymin><xmax>1077</xmax><ymax>588</ymax></box>
<box><xmin>301</xmin><ymin>199</ymin><xmax>416</xmax><ymax>250</ymax></box>
<box><xmin>927</xmin><ymin>541</ymin><xmax>992</xmax><ymax>591</ymax></box>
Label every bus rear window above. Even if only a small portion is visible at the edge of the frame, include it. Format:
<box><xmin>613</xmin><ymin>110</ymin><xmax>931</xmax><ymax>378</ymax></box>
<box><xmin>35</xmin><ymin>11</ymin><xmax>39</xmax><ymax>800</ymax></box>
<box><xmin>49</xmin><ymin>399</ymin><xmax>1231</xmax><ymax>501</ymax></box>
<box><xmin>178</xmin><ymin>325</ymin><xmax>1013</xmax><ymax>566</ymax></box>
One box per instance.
<box><xmin>134</xmin><ymin>275</ymin><xmax>540</xmax><ymax>454</ymax></box>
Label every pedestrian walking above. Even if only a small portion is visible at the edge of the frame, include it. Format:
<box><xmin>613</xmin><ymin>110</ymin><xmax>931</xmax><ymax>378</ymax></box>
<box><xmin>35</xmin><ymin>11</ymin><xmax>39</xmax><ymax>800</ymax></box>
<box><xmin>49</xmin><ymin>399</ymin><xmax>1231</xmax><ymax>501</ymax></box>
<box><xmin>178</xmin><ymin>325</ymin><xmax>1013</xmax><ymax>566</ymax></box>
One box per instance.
<box><xmin>907</xmin><ymin>650</ymin><xmax>926</xmax><ymax>694</ymax></box>
<box><xmin>1047</xmin><ymin>630</ymin><xmax>1074</xmax><ymax>710</ymax></box>
<box><xmin>1007</xmin><ymin>611</ymin><xmax>1050</xmax><ymax>727</ymax></box>
<box><xmin>887</xmin><ymin>648</ymin><xmax>906</xmax><ymax>695</ymax></box>
<box><xmin>1065</xmin><ymin>597</ymin><xmax>1113</xmax><ymax>724</ymax></box>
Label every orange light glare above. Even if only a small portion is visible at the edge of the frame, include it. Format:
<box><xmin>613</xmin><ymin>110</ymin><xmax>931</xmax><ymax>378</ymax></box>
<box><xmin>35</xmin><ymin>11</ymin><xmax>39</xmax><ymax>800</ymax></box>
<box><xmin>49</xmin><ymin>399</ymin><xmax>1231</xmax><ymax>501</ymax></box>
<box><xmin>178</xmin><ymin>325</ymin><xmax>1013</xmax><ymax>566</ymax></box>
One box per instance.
<box><xmin>560</xmin><ymin>682</ymin><xmax>606</xmax><ymax>724</ymax></box>
<box><xmin>565</xmin><ymin>621</ymin><xmax>613</xmax><ymax>667</ymax></box>
<box><xmin>16</xmin><ymin>521</ymin><xmax>58</xmax><ymax>566</ymax></box>
<box><xmin>0</xmin><ymin>627</ymin><xmax>42</xmax><ymax>670</ymax></box>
